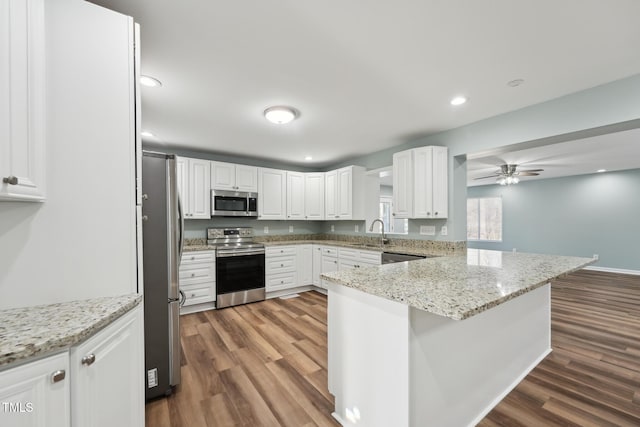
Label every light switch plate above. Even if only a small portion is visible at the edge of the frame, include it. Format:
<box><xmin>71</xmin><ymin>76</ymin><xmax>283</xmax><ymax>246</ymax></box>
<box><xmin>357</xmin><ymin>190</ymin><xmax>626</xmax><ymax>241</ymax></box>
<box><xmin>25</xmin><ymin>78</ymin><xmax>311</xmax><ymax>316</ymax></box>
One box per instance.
<box><xmin>440</xmin><ymin>226</ymin><xmax>448</xmax><ymax>236</ymax></box>
<box><xmin>289</xmin><ymin>225</ymin><xmax>294</xmax><ymax>233</ymax></box>
<box><xmin>263</xmin><ymin>226</ymin><xmax>269</xmax><ymax>234</ymax></box>
<box><xmin>331</xmin><ymin>225</ymin><xmax>335</xmax><ymax>232</ymax></box>
<box><xmin>355</xmin><ymin>225</ymin><xmax>359</xmax><ymax>232</ymax></box>
<box><xmin>420</xmin><ymin>225</ymin><xmax>436</xmax><ymax>236</ymax></box>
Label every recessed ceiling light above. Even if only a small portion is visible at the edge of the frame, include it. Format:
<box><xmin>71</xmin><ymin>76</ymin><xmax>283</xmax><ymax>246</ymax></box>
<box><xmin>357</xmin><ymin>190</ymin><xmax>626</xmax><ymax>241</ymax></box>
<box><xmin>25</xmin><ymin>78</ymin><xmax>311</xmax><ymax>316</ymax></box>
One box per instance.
<box><xmin>597</xmin><ymin>169</ymin><xmax>607</xmax><ymax>173</ymax></box>
<box><xmin>450</xmin><ymin>96</ymin><xmax>467</xmax><ymax>106</ymax></box>
<box><xmin>264</xmin><ymin>106</ymin><xmax>297</xmax><ymax>124</ymax></box>
<box><xmin>140</xmin><ymin>131</ymin><xmax>155</xmax><ymax>138</ymax></box>
<box><xmin>140</xmin><ymin>75</ymin><xmax>162</xmax><ymax>88</ymax></box>
<box><xmin>304</xmin><ymin>156</ymin><xmax>313</xmax><ymax>161</ymax></box>
<box><xmin>507</xmin><ymin>79</ymin><xmax>525</xmax><ymax>87</ymax></box>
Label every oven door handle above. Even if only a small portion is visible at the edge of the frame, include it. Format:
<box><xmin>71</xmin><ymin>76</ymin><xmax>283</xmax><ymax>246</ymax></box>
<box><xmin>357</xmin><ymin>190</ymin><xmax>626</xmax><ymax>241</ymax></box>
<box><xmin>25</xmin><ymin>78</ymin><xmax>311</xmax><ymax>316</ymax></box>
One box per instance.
<box><xmin>216</xmin><ymin>250</ymin><xmax>265</xmax><ymax>258</ymax></box>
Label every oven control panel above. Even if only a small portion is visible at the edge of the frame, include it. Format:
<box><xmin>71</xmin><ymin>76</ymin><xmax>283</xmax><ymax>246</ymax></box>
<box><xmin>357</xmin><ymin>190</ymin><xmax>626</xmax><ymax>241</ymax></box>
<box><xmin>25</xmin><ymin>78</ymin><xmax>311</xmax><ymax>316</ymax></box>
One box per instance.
<box><xmin>207</xmin><ymin>227</ymin><xmax>254</xmax><ymax>240</ymax></box>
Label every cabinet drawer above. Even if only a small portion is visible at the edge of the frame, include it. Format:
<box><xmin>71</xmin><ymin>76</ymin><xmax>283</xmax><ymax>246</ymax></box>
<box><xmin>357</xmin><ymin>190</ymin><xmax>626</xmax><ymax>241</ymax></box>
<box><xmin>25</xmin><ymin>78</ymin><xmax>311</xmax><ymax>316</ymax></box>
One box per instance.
<box><xmin>359</xmin><ymin>250</ymin><xmax>381</xmax><ymax>264</ymax></box>
<box><xmin>266</xmin><ymin>246</ymin><xmax>296</xmax><ymax>257</ymax></box>
<box><xmin>266</xmin><ymin>272</ymin><xmax>297</xmax><ymax>291</ymax></box>
<box><xmin>181</xmin><ymin>251</ymin><xmax>215</xmax><ymax>265</ymax></box>
<box><xmin>321</xmin><ymin>246</ymin><xmax>338</xmax><ymax>256</ymax></box>
<box><xmin>179</xmin><ymin>265</ymin><xmax>215</xmax><ymax>284</ymax></box>
<box><xmin>338</xmin><ymin>259</ymin><xmax>358</xmax><ymax>270</ymax></box>
<box><xmin>181</xmin><ymin>283</ymin><xmax>215</xmax><ymax>306</ymax></box>
<box><xmin>266</xmin><ymin>256</ymin><xmax>296</xmax><ymax>274</ymax></box>
<box><xmin>338</xmin><ymin>248</ymin><xmax>359</xmax><ymax>260</ymax></box>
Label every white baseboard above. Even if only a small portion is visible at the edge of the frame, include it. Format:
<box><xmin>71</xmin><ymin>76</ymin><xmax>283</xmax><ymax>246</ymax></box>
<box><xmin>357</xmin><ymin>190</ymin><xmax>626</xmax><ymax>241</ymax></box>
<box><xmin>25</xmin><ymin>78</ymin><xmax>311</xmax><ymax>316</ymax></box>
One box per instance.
<box><xmin>266</xmin><ymin>285</ymin><xmax>317</xmax><ymax>299</ymax></box>
<box><xmin>468</xmin><ymin>348</ymin><xmax>552</xmax><ymax>427</ymax></box>
<box><xmin>584</xmin><ymin>265</ymin><xmax>640</xmax><ymax>276</ymax></box>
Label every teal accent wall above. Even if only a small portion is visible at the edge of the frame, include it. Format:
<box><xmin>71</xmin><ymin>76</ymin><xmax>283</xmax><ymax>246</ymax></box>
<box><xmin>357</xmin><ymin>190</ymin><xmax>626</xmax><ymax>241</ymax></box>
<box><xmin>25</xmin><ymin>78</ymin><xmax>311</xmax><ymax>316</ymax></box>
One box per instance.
<box><xmin>467</xmin><ymin>169</ymin><xmax>640</xmax><ymax>271</ymax></box>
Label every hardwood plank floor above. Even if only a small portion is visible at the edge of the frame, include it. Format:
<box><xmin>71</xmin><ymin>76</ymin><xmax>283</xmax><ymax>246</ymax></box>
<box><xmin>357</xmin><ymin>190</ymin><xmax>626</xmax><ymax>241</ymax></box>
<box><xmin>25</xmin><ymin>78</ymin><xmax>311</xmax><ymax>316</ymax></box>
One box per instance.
<box><xmin>146</xmin><ymin>291</ymin><xmax>339</xmax><ymax>427</ymax></box>
<box><xmin>147</xmin><ymin>270</ymin><xmax>640</xmax><ymax>426</ymax></box>
<box><xmin>479</xmin><ymin>270</ymin><xmax>640</xmax><ymax>426</ymax></box>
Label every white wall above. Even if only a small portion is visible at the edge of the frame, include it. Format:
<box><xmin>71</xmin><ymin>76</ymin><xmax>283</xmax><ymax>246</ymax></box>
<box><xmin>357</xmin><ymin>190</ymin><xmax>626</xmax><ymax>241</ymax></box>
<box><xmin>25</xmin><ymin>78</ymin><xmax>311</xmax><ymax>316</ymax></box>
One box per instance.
<box><xmin>0</xmin><ymin>0</ymin><xmax>137</xmax><ymax>309</ymax></box>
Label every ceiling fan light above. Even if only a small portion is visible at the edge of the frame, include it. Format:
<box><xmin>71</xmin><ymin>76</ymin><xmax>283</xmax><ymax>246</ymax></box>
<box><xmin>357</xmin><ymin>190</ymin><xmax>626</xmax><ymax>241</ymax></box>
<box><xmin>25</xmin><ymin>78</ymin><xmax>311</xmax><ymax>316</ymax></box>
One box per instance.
<box><xmin>512</xmin><ymin>177</ymin><xmax>519</xmax><ymax>184</ymax></box>
<box><xmin>497</xmin><ymin>177</ymin><xmax>507</xmax><ymax>186</ymax></box>
<box><xmin>264</xmin><ymin>106</ymin><xmax>297</xmax><ymax>124</ymax></box>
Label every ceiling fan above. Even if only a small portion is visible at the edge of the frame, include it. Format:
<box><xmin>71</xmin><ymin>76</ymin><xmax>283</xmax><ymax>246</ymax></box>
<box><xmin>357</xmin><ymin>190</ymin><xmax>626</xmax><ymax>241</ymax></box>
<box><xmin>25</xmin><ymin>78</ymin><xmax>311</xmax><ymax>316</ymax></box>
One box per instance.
<box><xmin>474</xmin><ymin>164</ymin><xmax>544</xmax><ymax>185</ymax></box>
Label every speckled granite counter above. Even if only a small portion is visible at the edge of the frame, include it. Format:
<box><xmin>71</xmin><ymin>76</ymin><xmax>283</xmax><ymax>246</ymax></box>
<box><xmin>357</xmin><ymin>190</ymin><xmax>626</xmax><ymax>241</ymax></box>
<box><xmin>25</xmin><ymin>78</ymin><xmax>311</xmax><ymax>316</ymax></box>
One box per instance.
<box><xmin>0</xmin><ymin>294</ymin><xmax>142</xmax><ymax>368</ymax></box>
<box><xmin>321</xmin><ymin>249</ymin><xmax>595</xmax><ymax>320</ymax></box>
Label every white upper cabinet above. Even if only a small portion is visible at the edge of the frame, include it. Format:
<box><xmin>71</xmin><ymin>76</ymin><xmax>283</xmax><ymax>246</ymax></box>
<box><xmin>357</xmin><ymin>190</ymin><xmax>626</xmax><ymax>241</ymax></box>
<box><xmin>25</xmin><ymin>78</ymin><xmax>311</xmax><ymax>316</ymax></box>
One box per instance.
<box><xmin>177</xmin><ymin>156</ymin><xmax>211</xmax><ymax>219</ymax></box>
<box><xmin>286</xmin><ymin>171</ymin><xmax>305</xmax><ymax>220</ymax></box>
<box><xmin>211</xmin><ymin>161</ymin><xmax>258</xmax><ymax>192</ymax></box>
<box><xmin>392</xmin><ymin>150</ymin><xmax>413</xmax><ymax>219</ymax></box>
<box><xmin>393</xmin><ymin>146</ymin><xmax>448</xmax><ymax>219</ymax></box>
<box><xmin>304</xmin><ymin>172</ymin><xmax>325</xmax><ymax>220</ymax></box>
<box><xmin>0</xmin><ymin>0</ymin><xmax>46</xmax><ymax>201</ymax></box>
<box><xmin>325</xmin><ymin>166</ymin><xmax>366</xmax><ymax>220</ymax></box>
<box><xmin>258</xmin><ymin>167</ymin><xmax>286</xmax><ymax>220</ymax></box>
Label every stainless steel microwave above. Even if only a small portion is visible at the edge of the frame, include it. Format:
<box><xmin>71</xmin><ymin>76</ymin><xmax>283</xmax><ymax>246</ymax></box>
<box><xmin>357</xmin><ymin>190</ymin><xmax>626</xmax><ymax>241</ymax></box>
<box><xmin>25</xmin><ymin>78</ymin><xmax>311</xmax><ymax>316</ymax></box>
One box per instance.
<box><xmin>211</xmin><ymin>189</ymin><xmax>258</xmax><ymax>217</ymax></box>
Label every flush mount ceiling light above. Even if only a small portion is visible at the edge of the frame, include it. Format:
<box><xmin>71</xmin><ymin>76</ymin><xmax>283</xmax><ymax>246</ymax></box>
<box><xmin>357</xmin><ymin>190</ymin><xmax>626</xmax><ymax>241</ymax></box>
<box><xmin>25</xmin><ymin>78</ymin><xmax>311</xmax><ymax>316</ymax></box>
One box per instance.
<box><xmin>450</xmin><ymin>96</ymin><xmax>467</xmax><ymax>106</ymax></box>
<box><xmin>140</xmin><ymin>130</ymin><xmax>155</xmax><ymax>138</ymax></box>
<box><xmin>304</xmin><ymin>156</ymin><xmax>313</xmax><ymax>161</ymax></box>
<box><xmin>264</xmin><ymin>106</ymin><xmax>297</xmax><ymax>124</ymax></box>
<box><xmin>597</xmin><ymin>169</ymin><xmax>607</xmax><ymax>173</ymax></box>
<box><xmin>140</xmin><ymin>75</ymin><xmax>162</xmax><ymax>88</ymax></box>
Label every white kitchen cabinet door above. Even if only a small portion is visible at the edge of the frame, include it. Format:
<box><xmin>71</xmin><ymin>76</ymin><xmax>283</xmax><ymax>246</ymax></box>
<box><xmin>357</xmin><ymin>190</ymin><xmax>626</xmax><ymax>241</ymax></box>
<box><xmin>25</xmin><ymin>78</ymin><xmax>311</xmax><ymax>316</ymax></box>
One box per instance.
<box><xmin>324</xmin><ymin>170</ymin><xmax>338</xmax><ymax>220</ymax></box>
<box><xmin>235</xmin><ymin>164</ymin><xmax>258</xmax><ymax>192</ymax></box>
<box><xmin>0</xmin><ymin>0</ymin><xmax>46</xmax><ymax>202</ymax></box>
<box><xmin>412</xmin><ymin>146</ymin><xmax>448</xmax><ymax>219</ymax></box>
<box><xmin>188</xmin><ymin>158</ymin><xmax>211</xmax><ymax>219</ymax></box>
<box><xmin>258</xmin><ymin>167</ymin><xmax>286</xmax><ymax>220</ymax></box>
<box><xmin>0</xmin><ymin>352</ymin><xmax>70</xmax><ymax>427</ymax></box>
<box><xmin>70</xmin><ymin>306</ymin><xmax>144</xmax><ymax>427</ymax></box>
<box><xmin>297</xmin><ymin>244</ymin><xmax>313</xmax><ymax>285</ymax></box>
<box><xmin>431</xmin><ymin>146</ymin><xmax>449</xmax><ymax>218</ymax></box>
<box><xmin>321</xmin><ymin>254</ymin><xmax>338</xmax><ymax>289</ymax></box>
<box><xmin>312</xmin><ymin>245</ymin><xmax>323</xmax><ymax>286</ymax></box>
<box><xmin>337</xmin><ymin>167</ymin><xmax>353</xmax><ymax>219</ymax></box>
<box><xmin>211</xmin><ymin>162</ymin><xmax>258</xmax><ymax>192</ymax></box>
<box><xmin>286</xmin><ymin>171</ymin><xmax>305</xmax><ymax>220</ymax></box>
<box><xmin>304</xmin><ymin>172</ymin><xmax>325</xmax><ymax>220</ymax></box>
<box><xmin>176</xmin><ymin>156</ymin><xmax>188</xmax><ymax>204</ymax></box>
<box><xmin>392</xmin><ymin>150</ymin><xmax>413</xmax><ymax>219</ymax></box>
<box><xmin>211</xmin><ymin>161</ymin><xmax>235</xmax><ymax>190</ymax></box>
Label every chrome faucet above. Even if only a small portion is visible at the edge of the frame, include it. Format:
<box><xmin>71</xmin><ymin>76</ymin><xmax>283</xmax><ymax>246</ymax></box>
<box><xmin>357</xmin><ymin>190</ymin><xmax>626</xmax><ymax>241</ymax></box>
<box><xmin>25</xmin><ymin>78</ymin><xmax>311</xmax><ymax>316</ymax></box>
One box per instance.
<box><xmin>369</xmin><ymin>218</ymin><xmax>389</xmax><ymax>247</ymax></box>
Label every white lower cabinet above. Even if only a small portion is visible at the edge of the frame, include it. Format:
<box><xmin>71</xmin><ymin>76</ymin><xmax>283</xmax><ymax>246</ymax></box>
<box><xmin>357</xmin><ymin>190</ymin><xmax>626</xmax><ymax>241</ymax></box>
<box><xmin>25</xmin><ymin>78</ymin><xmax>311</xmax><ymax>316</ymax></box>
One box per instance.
<box><xmin>179</xmin><ymin>251</ymin><xmax>216</xmax><ymax>313</ymax></box>
<box><xmin>338</xmin><ymin>247</ymin><xmax>381</xmax><ymax>270</ymax></box>
<box><xmin>297</xmin><ymin>244</ymin><xmax>313</xmax><ymax>285</ymax></box>
<box><xmin>266</xmin><ymin>246</ymin><xmax>297</xmax><ymax>292</ymax></box>
<box><xmin>320</xmin><ymin>246</ymin><xmax>339</xmax><ymax>289</ymax></box>
<box><xmin>0</xmin><ymin>306</ymin><xmax>143</xmax><ymax>427</ymax></box>
<box><xmin>70</xmin><ymin>306</ymin><xmax>144</xmax><ymax>427</ymax></box>
<box><xmin>312</xmin><ymin>245</ymin><xmax>323</xmax><ymax>286</ymax></box>
<box><xmin>0</xmin><ymin>352</ymin><xmax>70</xmax><ymax>427</ymax></box>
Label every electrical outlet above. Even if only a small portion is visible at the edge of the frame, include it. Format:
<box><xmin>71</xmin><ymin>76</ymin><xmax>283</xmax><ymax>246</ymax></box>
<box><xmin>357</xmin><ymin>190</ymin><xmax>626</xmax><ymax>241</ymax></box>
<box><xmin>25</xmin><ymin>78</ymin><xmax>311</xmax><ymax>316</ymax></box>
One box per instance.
<box><xmin>355</xmin><ymin>225</ymin><xmax>359</xmax><ymax>232</ymax></box>
<box><xmin>263</xmin><ymin>226</ymin><xmax>269</xmax><ymax>234</ymax></box>
<box><xmin>289</xmin><ymin>225</ymin><xmax>294</xmax><ymax>233</ymax></box>
<box><xmin>420</xmin><ymin>225</ymin><xmax>435</xmax><ymax>236</ymax></box>
<box><xmin>440</xmin><ymin>226</ymin><xmax>448</xmax><ymax>236</ymax></box>
<box><xmin>512</xmin><ymin>248</ymin><xmax>517</xmax><ymax>253</ymax></box>
<box><xmin>593</xmin><ymin>254</ymin><xmax>599</xmax><ymax>260</ymax></box>
<box><xmin>331</xmin><ymin>225</ymin><xmax>335</xmax><ymax>232</ymax></box>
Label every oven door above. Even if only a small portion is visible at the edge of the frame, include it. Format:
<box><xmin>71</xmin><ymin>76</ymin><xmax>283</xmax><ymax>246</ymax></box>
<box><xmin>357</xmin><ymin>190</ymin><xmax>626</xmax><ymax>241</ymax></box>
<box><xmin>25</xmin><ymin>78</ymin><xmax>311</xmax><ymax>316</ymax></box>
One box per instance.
<box><xmin>216</xmin><ymin>251</ymin><xmax>265</xmax><ymax>295</ymax></box>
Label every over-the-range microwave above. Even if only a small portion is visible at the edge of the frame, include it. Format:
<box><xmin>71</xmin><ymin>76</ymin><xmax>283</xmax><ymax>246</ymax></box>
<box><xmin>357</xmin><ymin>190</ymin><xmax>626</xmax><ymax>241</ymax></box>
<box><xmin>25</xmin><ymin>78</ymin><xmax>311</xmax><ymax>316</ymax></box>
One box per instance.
<box><xmin>211</xmin><ymin>189</ymin><xmax>258</xmax><ymax>217</ymax></box>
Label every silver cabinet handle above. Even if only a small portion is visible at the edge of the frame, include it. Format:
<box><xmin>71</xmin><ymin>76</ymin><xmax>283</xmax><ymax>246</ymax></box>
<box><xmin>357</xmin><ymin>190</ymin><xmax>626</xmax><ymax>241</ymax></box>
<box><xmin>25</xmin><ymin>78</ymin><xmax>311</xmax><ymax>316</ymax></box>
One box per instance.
<box><xmin>141</xmin><ymin>215</ymin><xmax>149</xmax><ymax>221</ymax></box>
<box><xmin>81</xmin><ymin>354</ymin><xmax>96</xmax><ymax>366</ymax></box>
<box><xmin>51</xmin><ymin>370</ymin><xmax>66</xmax><ymax>383</ymax></box>
<box><xmin>392</xmin><ymin>213</ymin><xmax>396</xmax><ymax>216</ymax></box>
<box><xmin>191</xmin><ymin>273</ymin><xmax>195</xmax><ymax>277</ymax></box>
<box><xmin>334</xmin><ymin>260</ymin><xmax>337</xmax><ymax>264</ymax></box>
<box><xmin>434</xmin><ymin>212</ymin><xmax>438</xmax><ymax>215</ymax></box>
<box><xmin>191</xmin><ymin>293</ymin><xmax>196</xmax><ymax>297</ymax></box>
<box><xmin>280</xmin><ymin>263</ymin><xmax>284</xmax><ymax>267</ymax></box>
<box><xmin>190</xmin><ymin>256</ymin><xmax>195</xmax><ymax>260</ymax></box>
<box><xmin>427</xmin><ymin>212</ymin><xmax>431</xmax><ymax>216</ymax></box>
<box><xmin>3</xmin><ymin>176</ymin><xmax>18</xmax><ymax>185</ymax></box>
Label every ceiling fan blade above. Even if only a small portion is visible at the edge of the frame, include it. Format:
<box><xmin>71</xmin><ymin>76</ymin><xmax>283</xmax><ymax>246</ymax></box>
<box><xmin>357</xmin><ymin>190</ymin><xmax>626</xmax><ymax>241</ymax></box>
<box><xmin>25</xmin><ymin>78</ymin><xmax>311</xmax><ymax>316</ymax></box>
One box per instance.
<box><xmin>519</xmin><ymin>168</ymin><xmax>544</xmax><ymax>173</ymax></box>
<box><xmin>517</xmin><ymin>172</ymin><xmax>540</xmax><ymax>176</ymax></box>
<box><xmin>473</xmin><ymin>174</ymin><xmax>500</xmax><ymax>180</ymax></box>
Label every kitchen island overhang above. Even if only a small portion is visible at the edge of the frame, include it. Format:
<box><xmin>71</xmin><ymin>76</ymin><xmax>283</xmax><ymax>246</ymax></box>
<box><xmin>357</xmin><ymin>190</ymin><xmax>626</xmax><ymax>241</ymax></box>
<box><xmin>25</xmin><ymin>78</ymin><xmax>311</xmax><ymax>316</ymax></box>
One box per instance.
<box><xmin>322</xmin><ymin>249</ymin><xmax>595</xmax><ymax>427</ymax></box>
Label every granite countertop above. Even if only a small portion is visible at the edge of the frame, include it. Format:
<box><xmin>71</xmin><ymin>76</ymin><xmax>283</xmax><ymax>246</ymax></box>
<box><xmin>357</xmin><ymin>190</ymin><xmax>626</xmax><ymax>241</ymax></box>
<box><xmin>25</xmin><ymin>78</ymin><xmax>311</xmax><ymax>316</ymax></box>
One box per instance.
<box><xmin>0</xmin><ymin>294</ymin><xmax>142</xmax><ymax>368</ymax></box>
<box><xmin>321</xmin><ymin>249</ymin><xmax>595</xmax><ymax>320</ymax></box>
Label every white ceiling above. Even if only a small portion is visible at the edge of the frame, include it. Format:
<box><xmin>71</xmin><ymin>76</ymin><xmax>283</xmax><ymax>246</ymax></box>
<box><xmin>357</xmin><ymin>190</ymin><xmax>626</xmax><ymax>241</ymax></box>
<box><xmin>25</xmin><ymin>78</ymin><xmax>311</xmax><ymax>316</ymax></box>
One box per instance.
<box><xmin>467</xmin><ymin>128</ymin><xmax>640</xmax><ymax>186</ymax></box>
<box><xmin>89</xmin><ymin>0</ymin><xmax>640</xmax><ymax>168</ymax></box>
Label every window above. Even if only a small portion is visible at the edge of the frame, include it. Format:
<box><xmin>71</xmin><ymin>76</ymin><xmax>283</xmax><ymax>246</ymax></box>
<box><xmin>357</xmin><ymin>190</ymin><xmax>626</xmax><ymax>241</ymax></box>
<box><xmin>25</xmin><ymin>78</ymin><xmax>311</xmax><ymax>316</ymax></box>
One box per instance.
<box><xmin>380</xmin><ymin>196</ymin><xmax>408</xmax><ymax>234</ymax></box>
<box><xmin>467</xmin><ymin>197</ymin><xmax>502</xmax><ymax>241</ymax></box>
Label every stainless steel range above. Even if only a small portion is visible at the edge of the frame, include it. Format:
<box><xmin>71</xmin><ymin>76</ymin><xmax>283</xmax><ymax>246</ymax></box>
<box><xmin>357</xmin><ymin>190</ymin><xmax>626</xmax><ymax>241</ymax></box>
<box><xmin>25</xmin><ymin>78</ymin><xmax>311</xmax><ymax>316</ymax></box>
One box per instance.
<box><xmin>208</xmin><ymin>227</ymin><xmax>265</xmax><ymax>308</ymax></box>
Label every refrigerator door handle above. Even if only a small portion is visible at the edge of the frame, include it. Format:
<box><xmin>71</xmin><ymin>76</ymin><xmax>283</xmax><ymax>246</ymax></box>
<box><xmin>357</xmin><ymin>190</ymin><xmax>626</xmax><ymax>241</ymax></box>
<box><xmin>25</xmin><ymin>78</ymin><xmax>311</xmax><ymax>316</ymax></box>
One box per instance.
<box><xmin>179</xmin><ymin>290</ymin><xmax>186</xmax><ymax>307</ymax></box>
<box><xmin>177</xmin><ymin>194</ymin><xmax>184</xmax><ymax>265</ymax></box>
<box><xmin>168</xmin><ymin>300</ymin><xmax>181</xmax><ymax>386</ymax></box>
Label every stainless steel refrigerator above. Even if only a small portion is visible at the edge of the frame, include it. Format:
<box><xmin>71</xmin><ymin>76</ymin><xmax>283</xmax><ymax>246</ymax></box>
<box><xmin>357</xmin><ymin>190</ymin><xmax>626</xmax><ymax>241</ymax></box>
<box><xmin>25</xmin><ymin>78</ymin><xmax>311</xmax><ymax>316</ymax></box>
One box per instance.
<box><xmin>141</xmin><ymin>151</ymin><xmax>184</xmax><ymax>400</ymax></box>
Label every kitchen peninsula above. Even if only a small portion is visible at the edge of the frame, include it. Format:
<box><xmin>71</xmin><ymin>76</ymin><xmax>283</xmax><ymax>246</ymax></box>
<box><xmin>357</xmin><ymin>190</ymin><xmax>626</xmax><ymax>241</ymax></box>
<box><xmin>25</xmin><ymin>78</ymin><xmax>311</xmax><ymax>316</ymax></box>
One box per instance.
<box><xmin>322</xmin><ymin>249</ymin><xmax>594</xmax><ymax>427</ymax></box>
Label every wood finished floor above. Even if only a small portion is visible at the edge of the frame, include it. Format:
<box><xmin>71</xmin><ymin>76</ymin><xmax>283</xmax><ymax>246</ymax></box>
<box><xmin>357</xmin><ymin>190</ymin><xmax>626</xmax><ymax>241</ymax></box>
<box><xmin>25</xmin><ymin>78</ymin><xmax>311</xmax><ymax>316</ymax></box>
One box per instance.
<box><xmin>147</xmin><ymin>270</ymin><xmax>640</xmax><ymax>427</ymax></box>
